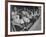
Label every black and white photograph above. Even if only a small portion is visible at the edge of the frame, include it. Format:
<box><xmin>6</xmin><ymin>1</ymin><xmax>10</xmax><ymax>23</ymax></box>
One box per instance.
<box><xmin>8</xmin><ymin>2</ymin><xmax>45</xmax><ymax>35</ymax></box>
<box><xmin>10</xmin><ymin>6</ymin><xmax>41</xmax><ymax>31</ymax></box>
